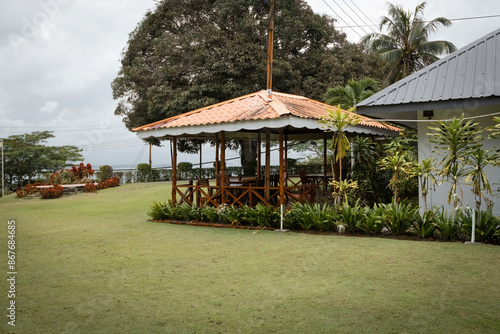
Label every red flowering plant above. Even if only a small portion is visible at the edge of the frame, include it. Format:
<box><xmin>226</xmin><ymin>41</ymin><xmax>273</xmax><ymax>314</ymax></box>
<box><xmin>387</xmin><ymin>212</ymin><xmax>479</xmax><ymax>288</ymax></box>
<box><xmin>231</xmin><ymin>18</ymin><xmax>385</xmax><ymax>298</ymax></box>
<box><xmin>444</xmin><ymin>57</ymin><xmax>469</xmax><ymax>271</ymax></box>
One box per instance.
<box><xmin>49</xmin><ymin>163</ymin><xmax>95</xmax><ymax>184</ymax></box>
<box><xmin>39</xmin><ymin>184</ymin><xmax>64</xmax><ymax>199</ymax></box>
<box><xmin>16</xmin><ymin>183</ymin><xmax>40</xmax><ymax>198</ymax></box>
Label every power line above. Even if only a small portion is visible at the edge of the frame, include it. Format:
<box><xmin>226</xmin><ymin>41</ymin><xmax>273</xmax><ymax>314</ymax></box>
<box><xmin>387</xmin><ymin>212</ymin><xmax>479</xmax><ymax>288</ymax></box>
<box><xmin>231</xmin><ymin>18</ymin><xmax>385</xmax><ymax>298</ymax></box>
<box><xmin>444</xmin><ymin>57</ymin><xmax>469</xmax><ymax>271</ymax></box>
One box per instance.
<box><xmin>322</xmin><ymin>0</ymin><xmax>362</xmax><ymax>38</ymax></box>
<box><xmin>329</xmin><ymin>0</ymin><xmax>369</xmax><ymax>36</ymax></box>
<box><xmin>346</xmin><ymin>0</ymin><xmax>380</xmax><ymax>33</ymax></box>
<box><xmin>337</xmin><ymin>13</ymin><xmax>500</xmax><ymax>29</ymax></box>
<box><xmin>341</xmin><ymin>0</ymin><xmax>377</xmax><ymax>34</ymax></box>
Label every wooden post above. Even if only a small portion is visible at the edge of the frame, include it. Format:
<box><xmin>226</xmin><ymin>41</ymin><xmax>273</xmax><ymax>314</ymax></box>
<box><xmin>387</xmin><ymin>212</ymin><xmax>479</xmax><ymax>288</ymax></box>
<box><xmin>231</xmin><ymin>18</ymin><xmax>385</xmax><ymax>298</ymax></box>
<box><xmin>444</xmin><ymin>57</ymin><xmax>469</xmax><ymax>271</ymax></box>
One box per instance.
<box><xmin>220</xmin><ymin>131</ymin><xmax>226</xmax><ymax>205</ymax></box>
<box><xmin>171</xmin><ymin>137</ymin><xmax>177</xmax><ymax>205</ymax></box>
<box><xmin>257</xmin><ymin>132</ymin><xmax>261</xmax><ymax>179</ymax></box>
<box><xmin>215</xmin><ymin>133</ymin><xmax>219</xmax><ymax>177</ymax></box>
<box><xmin>284</xmin><ymin>133</ymin><xmax>288</xmax><ymax>185</ymax></box>
<box><xmin>265</xmin><ymin>129</ymin><xmax>271</xmax><ymax>203</ymax></box>
<box><xmin>323</xmin><ymin>133</ymin><xmax>328</xmax><ymax>177</ymax></box>
<box><xmin>149</xmin><ymin>144</ymin><xmax>152</xmax><ymax>167</ymax></box>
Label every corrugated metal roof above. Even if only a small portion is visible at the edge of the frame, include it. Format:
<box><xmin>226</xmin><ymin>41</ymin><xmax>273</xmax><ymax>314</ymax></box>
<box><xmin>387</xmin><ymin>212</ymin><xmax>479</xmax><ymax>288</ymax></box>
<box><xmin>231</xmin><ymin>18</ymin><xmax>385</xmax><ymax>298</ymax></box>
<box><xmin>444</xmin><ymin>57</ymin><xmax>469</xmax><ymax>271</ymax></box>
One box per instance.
<box><xmin>357</xmin><ymin>28</ymin><xmax>500</xmax><ymax>113</ymax></box>
<box><xmin>133</xmin><ymin>90</ymin><xmax>400</xmax><ymax>132</ymax></box>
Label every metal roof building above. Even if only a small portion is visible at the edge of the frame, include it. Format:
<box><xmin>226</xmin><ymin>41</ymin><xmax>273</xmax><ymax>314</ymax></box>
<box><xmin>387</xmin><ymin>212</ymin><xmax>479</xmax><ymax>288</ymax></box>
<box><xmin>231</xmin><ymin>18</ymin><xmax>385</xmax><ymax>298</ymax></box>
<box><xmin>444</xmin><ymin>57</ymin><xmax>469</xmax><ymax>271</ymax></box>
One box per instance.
<box><xmin>357</xmin><ymin>28</ymin><xmax>500</xmax><ymax>126</ymax></box>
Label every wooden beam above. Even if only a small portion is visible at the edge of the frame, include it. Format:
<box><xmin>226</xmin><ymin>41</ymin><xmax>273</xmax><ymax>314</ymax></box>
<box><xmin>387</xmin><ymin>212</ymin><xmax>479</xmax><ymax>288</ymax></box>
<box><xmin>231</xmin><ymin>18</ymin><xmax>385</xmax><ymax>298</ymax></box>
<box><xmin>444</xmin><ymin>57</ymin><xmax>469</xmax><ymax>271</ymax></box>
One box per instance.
<box><xmin>220</xmin><ymin>131</ymin><xmax>226</xmax><ymax>205</ymax></box>
<box><xmin>284</xmin><ymin>133</ymin><xmax>288</xmax><ymax>186</ymax></box>
<box><xmin>171</xmin><ymin>137</ymin><xmax>177</xmax><ymax>205</ymax></box>
<box><xmin>265</xmin><ymin>129</ymin><xmax>271</xmax><ymax>202</ymax></box>
<box><xmin>323</xmin><ymin>132</ymin><xmax>328</xmax><ymax>177</ymax></box>
<box><xmin>215</xmin><ymin>133</ymin><xmax>219</xmax><ymax>176</ymax></box>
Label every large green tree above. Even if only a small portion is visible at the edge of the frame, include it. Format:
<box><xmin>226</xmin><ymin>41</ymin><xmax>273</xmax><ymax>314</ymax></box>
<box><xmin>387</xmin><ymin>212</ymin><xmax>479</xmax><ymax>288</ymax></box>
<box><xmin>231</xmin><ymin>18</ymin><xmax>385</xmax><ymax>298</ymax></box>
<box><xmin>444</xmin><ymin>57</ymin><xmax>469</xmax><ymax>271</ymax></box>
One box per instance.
<box><xmin>112</xmin><ymin>0</ymin><xmax>384</xmax><ymax>152</ymax></box>
<box><xmin>361</xmin><ymin>2</ymin><xmax>456</xmax><ymax>84</ymax></box>
<box><xmin>2</xmin><ymin>131</ymin><xmax>83</xmax><ymax>190</ymax></box>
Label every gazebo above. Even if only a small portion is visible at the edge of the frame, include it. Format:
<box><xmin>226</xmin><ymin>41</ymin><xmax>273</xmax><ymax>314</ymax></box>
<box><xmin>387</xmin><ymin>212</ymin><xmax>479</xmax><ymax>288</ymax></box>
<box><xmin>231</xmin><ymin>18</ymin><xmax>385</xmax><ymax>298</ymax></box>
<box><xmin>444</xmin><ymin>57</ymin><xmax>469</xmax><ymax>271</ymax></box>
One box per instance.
<box><xmin>133</xmin><ymin>90</ymin><xmax>400</xmax><ymax>210</ymax></box>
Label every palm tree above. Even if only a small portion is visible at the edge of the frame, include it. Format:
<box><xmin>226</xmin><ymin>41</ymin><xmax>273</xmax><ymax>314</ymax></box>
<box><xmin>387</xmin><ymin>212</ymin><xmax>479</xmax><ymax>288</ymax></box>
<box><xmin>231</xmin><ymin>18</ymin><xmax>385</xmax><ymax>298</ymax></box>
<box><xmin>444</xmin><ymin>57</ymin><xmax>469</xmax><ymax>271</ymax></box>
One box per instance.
<box><xmin>415</xmin><ymin>158</ymin><xmax>437</xmax><ymax>211</ymax></box>
<box><xmin>324</xmin><ymin>78</ymin><xmax>379</xmax><ymax>111</ymax></box>
<box><xmin>378</xmin><ymin>152</ymin><xmax>416</xmax><ymax>201</ymax></box>
<box><xmin>319</xmin><ymin>107</ymin><xmax>362</xmax><ymax>181</ymax></box>
<box><xmin>428</xmin><ymin>114</ymin><xmax>483</xmax><ymax>207</ymax></box>
<box><xmin>361</xmin><ymin>2</ymin><xmax>456</xmax><ymax>84</ymax></box>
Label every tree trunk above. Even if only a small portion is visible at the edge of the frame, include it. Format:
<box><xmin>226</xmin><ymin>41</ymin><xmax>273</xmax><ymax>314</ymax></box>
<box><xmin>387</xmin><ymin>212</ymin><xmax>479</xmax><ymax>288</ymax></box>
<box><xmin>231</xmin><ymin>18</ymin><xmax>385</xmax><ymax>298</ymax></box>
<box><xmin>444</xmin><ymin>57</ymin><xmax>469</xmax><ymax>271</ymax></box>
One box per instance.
<box><xmin>239</xmin><ymin>139</ymin><xmax>257</xmax><ymax>176</ymax></box>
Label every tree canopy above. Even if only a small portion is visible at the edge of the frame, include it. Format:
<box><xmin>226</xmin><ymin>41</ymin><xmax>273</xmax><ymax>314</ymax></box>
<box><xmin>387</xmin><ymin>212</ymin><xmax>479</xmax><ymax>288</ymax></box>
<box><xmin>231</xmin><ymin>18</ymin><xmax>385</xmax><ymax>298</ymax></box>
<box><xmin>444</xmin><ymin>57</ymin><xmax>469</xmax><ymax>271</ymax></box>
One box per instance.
<box><xmin>112</xmin><ymin>0</ymin><xmax>385</xmax><ymax>136</ymax></box>
<box><xmin>361</xmin><ymin>2</ymin><xmax>456</xmax><ymax>84</ymax></box>
<box><xmin>2</xmin><ymin>131</ymin><xmax>83</xmax><ymax>190</ymax></box>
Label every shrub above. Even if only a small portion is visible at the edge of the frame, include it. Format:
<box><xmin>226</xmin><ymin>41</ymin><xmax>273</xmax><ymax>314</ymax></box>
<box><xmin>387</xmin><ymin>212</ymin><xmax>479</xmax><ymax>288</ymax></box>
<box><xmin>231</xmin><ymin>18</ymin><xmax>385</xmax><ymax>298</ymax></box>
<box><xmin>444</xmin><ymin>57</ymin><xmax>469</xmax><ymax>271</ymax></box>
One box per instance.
<box><xmin>39</xmin><ymin>185</ymin><xmax>64</xmax><ymax>199</ymax></box>
<box><xmin>383</xmin><ymin>200</ymin><xmax>416</xmax><ymax>236</ymax></box>
<box><xmin>84</xmin><ymin>183</ymin><xmax>97</xmax><ymax>193</ymax></box>
<box><xmin>98</xmin><ymin>165</ymin><xmax>113</xmax><ymax>182</ymax></box>
<box><xmin>413</xmin><ymin>210</ymin><xmax>436</xmax><ymax>239</ymax></box>
<box><xmin>459</xmin><ymin>206</ymin><xmax>500</xmax><ymax>243</ymax></box>
<box><xmin>148</xmin><ymin>201</ymin><xmax>171</xmax><ymax>220</ymax></box>
<box><xmin>359</xmin><ymin>204</ymin><xmax>384</xmax><ymax>235</ymax></box>
<box><xmin>338</xmin><ymin>200</ymin><xmax>364</xmax><ymax>234</ymax></box>
<box><xmin>49</xmin><ymin>163</ymin><xmax>94</xmax><ymax>184</ymax></box>
<box><xmin>201</xmin><ymin>206</ymin><xmax>220</xmax><ymax>223</ymax></box>
<box><xmin>219</xmin><ymin>205</ymin><xmax>245</xmax><ymax>225</ymax></box>
<box><xmin>16</xmin><ymin>183</ymin><xmax>39</xmax><ymax>198</ymax></box>
<box><xmin>137</xmin><ymin>163</ymin><xmax>152</xmax><ymax>182</ymax></box>
<box><xmin>285</xmin><ymin>202</ymin><xmax>337</xmax><ymax>231</ymax></box>
<box><xmin>434</xmin><ymin>208</ymin><xmax>461</xmax><ymax>241</ymax></box>
<box><xmin>243</xmin><ymin>203</ymin><xmax>280</xmax><ymax>228</ymax></box>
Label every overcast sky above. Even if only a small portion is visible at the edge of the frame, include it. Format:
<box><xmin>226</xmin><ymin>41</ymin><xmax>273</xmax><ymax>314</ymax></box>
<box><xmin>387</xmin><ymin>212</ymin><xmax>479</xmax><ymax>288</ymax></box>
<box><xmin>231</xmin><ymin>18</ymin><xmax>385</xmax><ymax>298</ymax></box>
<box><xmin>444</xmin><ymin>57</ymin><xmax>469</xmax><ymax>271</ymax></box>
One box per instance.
<box><xmin>1</xmin><ymin>0</ymin><xmax>499</xmax><ymax>169</ymax></box>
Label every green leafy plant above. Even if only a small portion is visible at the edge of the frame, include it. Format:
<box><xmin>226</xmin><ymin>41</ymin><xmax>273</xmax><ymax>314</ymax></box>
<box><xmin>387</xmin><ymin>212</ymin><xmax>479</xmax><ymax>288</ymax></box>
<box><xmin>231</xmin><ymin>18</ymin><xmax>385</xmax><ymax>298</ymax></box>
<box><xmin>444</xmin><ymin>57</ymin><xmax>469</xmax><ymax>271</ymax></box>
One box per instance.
<box><xmin>98</xmin><ymin>165</ymin><xmax>114</xmax><ymax>182</ymax></box>
<box><xmin>330</xmin><ymin>179</ymin><xmax>358</xmax><ymax>205</ymax></box>
<box><xmin>458</xmin><ymin>206</ymin><xmax>500</xmax><ymax>243</ymax></box>
<box><xmin>148</xmin><ymin>201</ymin><xmax>170</xmax><ymax>220</ymax></box>
<box><xmin>415</xmin><ymin>158</ymin><xmax>437</xmax><ymax>211</ymax></box>
<box><xmin>412</xmin><ymin>209</ymin><xmax>436</xmax><ymax>239</ymax></box>
<box><xmin>219</xmin><ymin>205</ymin><xmax>245</xmax><ymax>225</ymax></box>
<box><xmin>319</xmin><ymin>106</ymin><xmax>362</xmax><ymax>180</ymax></box>
<box><xmin>383</xmin><ymin>200</ymin><xmax>416</xmax><ymax>236</ymax></box>
<box><xmin>338</xmin><ymin>200</ymin><xmax>363</xmax><ymax>234</ymax></box>
<box><xmin>359</xmin><ymin>204</ymin><xmax>384</xmax><ymax>235</ymax></box>
<box><xmin>201</xmin><ymin>206</ymin><xmax>220</xmax><ymax>223</ymax></box>
<box><xmin>434</xmin><ymin>207</ymin><xmax>461</xmax><ymax>241</ymax></box>
<box><xmin>428</xmin><ymin>114</ymin><xmax>483</xmax><ymax>207</ymax></box>
<box><xmin>285</xmin><ymin>202</ymin><xmax>336</xmax><ymax>231</ymax></box>
<box><xmin>242</xmin><ymin>203</ymin><xmax>280</xmax><ymax>228</ymax></box>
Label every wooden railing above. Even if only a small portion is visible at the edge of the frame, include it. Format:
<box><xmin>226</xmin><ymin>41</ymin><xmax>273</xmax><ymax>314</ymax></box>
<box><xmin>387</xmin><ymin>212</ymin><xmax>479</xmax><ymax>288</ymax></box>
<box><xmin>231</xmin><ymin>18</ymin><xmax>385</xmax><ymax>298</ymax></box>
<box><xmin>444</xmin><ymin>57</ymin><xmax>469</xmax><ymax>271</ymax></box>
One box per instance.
<box><xmin>175</xmin><ymin>181</ymin><xmax>318</xmax><ymax>208</ymax></box>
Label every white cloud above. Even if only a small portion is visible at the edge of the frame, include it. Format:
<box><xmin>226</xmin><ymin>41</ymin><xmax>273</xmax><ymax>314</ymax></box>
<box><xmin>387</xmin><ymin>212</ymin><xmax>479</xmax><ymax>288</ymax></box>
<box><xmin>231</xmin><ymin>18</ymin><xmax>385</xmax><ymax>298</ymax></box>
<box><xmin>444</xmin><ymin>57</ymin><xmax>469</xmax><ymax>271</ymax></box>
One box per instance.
<box><xmin>39</xmin><ymin>100</ymin><xmax>58</xmax><ymax>114</ymax></box>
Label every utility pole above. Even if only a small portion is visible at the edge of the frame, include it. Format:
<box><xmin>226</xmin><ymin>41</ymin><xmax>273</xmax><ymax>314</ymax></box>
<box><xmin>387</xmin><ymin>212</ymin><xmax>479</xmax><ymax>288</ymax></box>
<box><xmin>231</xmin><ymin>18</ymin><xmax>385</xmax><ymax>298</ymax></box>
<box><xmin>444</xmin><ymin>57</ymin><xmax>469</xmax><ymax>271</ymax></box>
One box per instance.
<box><xmin>266</xmin><ymin>0</ymin><xmax>275</xmax><ymax>101</ymax></box>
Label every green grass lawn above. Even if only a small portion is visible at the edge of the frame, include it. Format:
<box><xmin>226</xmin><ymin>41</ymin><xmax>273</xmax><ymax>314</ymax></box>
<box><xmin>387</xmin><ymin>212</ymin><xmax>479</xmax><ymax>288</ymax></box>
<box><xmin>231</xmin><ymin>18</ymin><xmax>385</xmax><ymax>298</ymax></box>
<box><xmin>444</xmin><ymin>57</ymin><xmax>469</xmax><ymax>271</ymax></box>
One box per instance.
<box><xmin>1</xmin><ymin>182</ymin><xmax>499</xmax><ymax>333</ymax></box>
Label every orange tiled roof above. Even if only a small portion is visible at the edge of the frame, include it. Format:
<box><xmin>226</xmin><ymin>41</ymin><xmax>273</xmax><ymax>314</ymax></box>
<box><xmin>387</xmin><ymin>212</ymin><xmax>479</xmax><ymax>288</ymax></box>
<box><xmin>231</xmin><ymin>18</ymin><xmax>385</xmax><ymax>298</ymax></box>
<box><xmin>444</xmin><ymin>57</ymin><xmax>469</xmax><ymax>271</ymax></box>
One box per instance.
<box><xmin>132</xmin><ymin>90</ymin><xmax>400</xmax><ymax>132</ymax></box>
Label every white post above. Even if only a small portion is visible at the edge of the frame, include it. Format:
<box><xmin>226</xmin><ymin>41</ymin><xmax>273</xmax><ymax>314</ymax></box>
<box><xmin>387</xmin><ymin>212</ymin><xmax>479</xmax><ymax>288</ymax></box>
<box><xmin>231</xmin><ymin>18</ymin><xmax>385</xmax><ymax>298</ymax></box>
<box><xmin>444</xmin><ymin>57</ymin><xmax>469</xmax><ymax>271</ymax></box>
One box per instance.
<box><xmin>280</xmin><ymin>204</ymin><xmax>284</xmax><ymax>231</ymax></box>
<box><xmin>471</xmin><ymin>207</ymin><xmax>476</xmax><ymax>244</ymax></box>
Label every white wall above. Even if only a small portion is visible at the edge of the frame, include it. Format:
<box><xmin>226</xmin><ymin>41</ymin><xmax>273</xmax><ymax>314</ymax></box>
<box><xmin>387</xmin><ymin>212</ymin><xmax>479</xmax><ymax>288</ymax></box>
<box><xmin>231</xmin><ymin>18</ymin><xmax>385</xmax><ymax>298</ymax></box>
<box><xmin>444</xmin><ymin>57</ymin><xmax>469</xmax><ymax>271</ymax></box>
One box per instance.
<box><xmin>417</xmin><ymin>106</ymin><xmax>500</xmax><ymax>216</ymax></box>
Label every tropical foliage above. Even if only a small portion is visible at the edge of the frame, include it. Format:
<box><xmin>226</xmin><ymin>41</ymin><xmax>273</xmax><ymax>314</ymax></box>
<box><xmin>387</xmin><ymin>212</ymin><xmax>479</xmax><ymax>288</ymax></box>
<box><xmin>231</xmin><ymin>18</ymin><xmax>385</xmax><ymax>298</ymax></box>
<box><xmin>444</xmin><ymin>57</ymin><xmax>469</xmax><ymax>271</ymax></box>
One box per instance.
<box><xmin>428</xmin><ymin>114</ymin><xmax>483</xmax><ymax>207</ymax></box>
<box><xmin>320</xmin><ymin>107</ymin><xmax>362</xmax><ymax>180</ymax></box>
<box><xmin>361</xmin><ymin>2</ymin><xmax>456</xmax><ymax>84</ymax></box>
<box><xmin>323</xmin><ymin>78</ymin><xmax>379</xmax><ymax>111</ymax></box>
